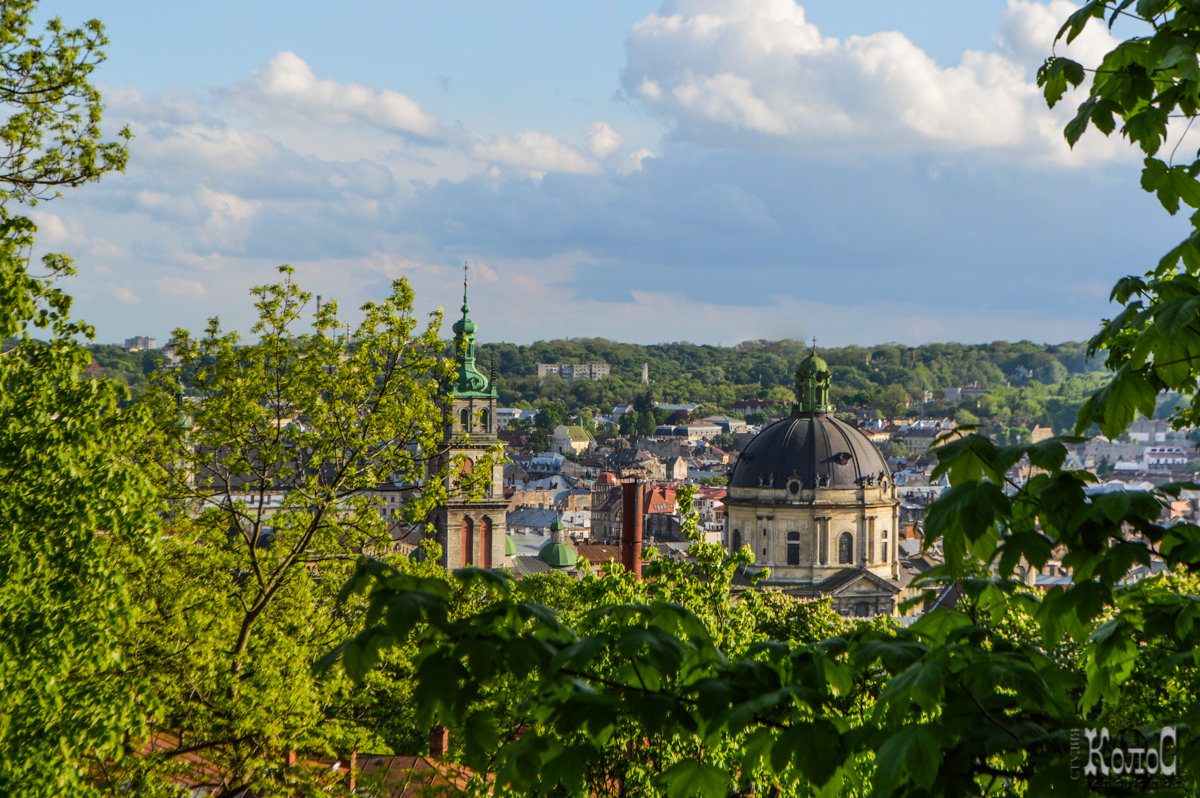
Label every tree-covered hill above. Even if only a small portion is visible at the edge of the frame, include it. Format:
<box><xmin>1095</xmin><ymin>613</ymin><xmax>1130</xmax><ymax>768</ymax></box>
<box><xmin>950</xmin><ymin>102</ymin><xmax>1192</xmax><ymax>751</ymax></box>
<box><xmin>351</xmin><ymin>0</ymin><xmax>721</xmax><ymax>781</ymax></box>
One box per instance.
<box><xmin>477</xmin><ymin>337</ymin><xmax>1106</xmax><ymax>420</ymax></box>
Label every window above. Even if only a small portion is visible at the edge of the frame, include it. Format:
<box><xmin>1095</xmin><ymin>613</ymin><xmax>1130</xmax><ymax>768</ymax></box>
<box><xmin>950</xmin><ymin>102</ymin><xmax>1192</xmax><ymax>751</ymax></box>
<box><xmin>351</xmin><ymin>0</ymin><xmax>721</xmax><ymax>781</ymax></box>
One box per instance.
<box><xmin>732</xmin><ymin>529</ymin><xmax>742</xmax><ymax>552</ymax></box>
<box><xmin>461</xmin><ymin>516</ymin><xmax>474</xmax><ymax>567</ymax></box>
<box><xmin>838</xmin><ymin>532</ymin><xmax>853</xmax><ymax>564</ymax></box>
<box><xmin>480</xmin><ymin>409</ymin><xmax>490</xmax><ymax>432</ymax></box>
<box><xmin>480</xmin><ymin>516</ymin><xmax>493</xmax><ymax>569</ymax></box>
<box><xmin>786</xmin><ymin>531</ymin><xmax>801</xmax><ymax>565</ymax></box>
<box><xmin>460</xmin><ymin>408</ymin><xmax>470</xmax><ymax>431</ymax></box>
<box><xmin>882</xmin><ymin>542</ymin><xmax>888</xmax><ymax>563</ymax></box>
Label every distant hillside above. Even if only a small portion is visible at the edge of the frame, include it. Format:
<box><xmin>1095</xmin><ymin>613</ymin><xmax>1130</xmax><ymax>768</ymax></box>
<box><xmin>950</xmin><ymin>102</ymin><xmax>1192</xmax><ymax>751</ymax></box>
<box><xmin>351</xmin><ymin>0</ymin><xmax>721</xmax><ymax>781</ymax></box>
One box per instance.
<box><xmin>477</xmin><ymin>338</ymin><xmax>1108</xmax><ymax>429</ymax></box>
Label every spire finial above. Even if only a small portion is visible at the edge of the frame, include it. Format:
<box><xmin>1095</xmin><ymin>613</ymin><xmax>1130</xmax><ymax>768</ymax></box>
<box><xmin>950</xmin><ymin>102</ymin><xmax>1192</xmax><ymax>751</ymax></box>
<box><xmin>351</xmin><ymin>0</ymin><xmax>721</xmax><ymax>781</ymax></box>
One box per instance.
<box><xmin>462</xmin><ymin>261</ymin><xmax>470</xmax><ymax>312</ymax></box>
<box><xmin>811</xmin><ymin>336</ymin><xmax>817</xmax><ymax>353</ymax></box>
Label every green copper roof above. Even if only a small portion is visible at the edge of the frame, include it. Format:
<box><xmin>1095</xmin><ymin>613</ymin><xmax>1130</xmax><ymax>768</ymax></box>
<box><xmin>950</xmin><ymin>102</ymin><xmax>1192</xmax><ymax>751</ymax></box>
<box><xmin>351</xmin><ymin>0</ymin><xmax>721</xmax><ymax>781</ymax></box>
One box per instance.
<box><xmin>550</xmin><ymin>516</ymin><xmax>565</xmax><ymax>532</ymax></box>
<box><xmin>539</xmin><ymin>541</ymin><xmax>577</xmax><ymax>568</ymax></box>
<box><xmin>505</xmin><ymin>534</ymin><xmax>517</xmax><ymax>557</ymax></box>
<box><xmin>795</xmin><ymin>341</ymin><xmax>834</xmax><ymax>415</ymax></box>
<box><xmin>451</xmin><ymin>268</ymin><xmax>496</xmax><ymax>399</ymax></box>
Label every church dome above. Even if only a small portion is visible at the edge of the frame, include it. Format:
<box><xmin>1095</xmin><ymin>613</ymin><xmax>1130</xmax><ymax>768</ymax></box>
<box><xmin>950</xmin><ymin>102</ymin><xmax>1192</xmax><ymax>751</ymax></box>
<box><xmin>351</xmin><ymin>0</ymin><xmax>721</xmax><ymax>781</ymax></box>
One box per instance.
<box><xmin>729</xmin><ymin>414</ymin><xmax>889</xmax><ymax>491</ymax></box>
<box><xmin>796</xmin><ymin>350</ymin><xmax>829</xmax><ymax>375</ymax></box>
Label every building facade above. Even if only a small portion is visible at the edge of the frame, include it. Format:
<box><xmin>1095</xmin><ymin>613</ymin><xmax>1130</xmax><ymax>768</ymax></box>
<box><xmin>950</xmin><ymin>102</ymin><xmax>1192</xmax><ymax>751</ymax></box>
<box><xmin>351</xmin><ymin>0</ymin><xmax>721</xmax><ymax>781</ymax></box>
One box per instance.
<box><xmin>536</xmin><ymin>362</ymin><xmax>611</xmax><ymax>380</ymax></box>
<box><xmin>431</xmin><ymin>278</ymin><xmax>508</xmax><ymax>570</ymax></box>
<box><xmin>725</xmin><ymin>348</ymin><xmax>903</xmax><ymax>616</ymax></box>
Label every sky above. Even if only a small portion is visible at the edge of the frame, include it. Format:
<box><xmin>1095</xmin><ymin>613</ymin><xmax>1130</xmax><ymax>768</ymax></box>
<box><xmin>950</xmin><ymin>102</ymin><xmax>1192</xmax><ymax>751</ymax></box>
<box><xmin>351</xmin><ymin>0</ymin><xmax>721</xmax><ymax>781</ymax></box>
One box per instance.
<box><xmin>29</xmin><ymin>0</ymin><xmax>1189</xmax><ymax>347</ymax></box>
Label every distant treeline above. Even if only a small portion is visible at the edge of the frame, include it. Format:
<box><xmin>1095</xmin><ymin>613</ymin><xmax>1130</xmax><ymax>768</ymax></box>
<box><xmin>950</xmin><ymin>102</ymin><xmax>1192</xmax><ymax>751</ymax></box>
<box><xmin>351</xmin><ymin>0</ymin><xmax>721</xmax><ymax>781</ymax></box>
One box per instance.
<box><xmin>476</xmin><ymin>338</ymin><xmax>1107</xmax><ymax>423</ymax></box>
<box><xmin>34</xmin><ymin>336</ymin><xmax>1114</xmax><ymax>435</ymax></box>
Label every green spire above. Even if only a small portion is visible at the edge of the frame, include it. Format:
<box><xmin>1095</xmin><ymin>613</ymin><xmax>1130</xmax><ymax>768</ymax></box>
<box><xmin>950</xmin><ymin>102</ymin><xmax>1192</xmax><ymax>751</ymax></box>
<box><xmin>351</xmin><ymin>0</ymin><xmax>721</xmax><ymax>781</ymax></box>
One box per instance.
<box><xmin>794</xmin><ymin>338</ymin><xmax>834</xmax><ymax>415</ymax></box>
<box><xmin>451</xmin><ymin>263</ymin><xmax>495</xmax><ymax>398</ymax></box>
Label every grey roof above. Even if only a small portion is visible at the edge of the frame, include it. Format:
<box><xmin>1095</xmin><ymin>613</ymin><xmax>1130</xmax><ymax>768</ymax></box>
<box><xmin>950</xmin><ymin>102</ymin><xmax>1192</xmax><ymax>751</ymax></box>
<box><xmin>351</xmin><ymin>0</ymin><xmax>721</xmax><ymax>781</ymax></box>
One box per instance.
<box><xmin>510</xmin><ymin>555</ymin><xmax>554</xmax><ymax>577</ymax></box>
<box><xmin>507</xmin><ymin>507</ymin><xmax>559</xmax><ymax>530</ymax></box>
<box><xmin>730</xmin><ymin>413</ymin><xmax>889</xmax><ymax>490</ymax></box>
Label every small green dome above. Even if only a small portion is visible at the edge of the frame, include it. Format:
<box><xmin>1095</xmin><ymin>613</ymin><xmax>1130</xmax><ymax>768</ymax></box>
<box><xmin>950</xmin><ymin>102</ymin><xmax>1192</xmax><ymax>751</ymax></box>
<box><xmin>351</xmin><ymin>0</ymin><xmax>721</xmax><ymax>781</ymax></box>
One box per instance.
<box><xmin>550</xmin><ymin>517</ymin><xmax>565</xmax><ymax>533</ymax></box>
<box><xmin>794</xmin><ymin>341</ymin><xmax>834</xmax><ymax>415</ymax></box>
<box><xmin>505</xmin><ymin>534</ymin><xmax>517</xmax><ymax>557</ymax></box>
<box><xmin>452</xmin><ymin>315</ymin><xmax>476</xmax><ymax>336</ymax></box>
<box><xmin>539</xmin><ymin>542</ymin><xmax>577</xmax><ymax>568</ymax></box>
<box><xmin>797</xmin><ymin>351</ymin><xmax>829</xmax><ymax>375</ymax></box>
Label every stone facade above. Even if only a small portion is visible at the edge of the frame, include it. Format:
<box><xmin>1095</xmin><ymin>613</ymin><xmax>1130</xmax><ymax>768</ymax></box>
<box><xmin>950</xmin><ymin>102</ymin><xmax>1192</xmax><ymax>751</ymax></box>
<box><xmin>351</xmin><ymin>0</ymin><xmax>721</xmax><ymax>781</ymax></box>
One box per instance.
<box><xmin>432</xmin><ymin>275</ymin><xmax>508</xmax><ymax>570</ymax></box>
<box><xmin>725</xmin><ymin>481</ymin><xmax>899</xmax><ymax>583</ymax></box>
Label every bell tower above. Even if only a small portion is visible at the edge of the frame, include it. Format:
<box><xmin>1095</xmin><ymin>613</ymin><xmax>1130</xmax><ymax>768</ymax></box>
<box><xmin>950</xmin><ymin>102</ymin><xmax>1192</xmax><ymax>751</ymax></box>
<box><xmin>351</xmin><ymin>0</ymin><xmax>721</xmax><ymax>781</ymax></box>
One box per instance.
<box><xmin>433</xmin><ymin>265</ymin><xmax>507</xmax><ymax>569</ymax></box>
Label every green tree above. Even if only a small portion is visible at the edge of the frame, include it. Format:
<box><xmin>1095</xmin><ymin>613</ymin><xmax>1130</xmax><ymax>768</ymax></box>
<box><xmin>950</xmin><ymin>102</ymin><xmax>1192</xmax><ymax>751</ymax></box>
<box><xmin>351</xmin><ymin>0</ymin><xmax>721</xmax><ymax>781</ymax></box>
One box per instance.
<box><xmin>119</xmin><ymin>269</ymin><xmax>456</xmax><ymax>794</ymax></box>
<box><xmin>0</xmin><ymin>4</ymin><xmax>146</xmax><ymax>795</ymax></box>
<box><xmin>872</xmin><ymin>383</ymin><xmax>910</xmax><ymax>418</ymax></box>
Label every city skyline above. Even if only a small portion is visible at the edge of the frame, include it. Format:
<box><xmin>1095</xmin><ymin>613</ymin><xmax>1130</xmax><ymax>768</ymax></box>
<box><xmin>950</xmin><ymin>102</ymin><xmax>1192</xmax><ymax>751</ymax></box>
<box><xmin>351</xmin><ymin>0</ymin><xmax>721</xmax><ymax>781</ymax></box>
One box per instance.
<box><xmin>32</xmin><ymin>1</ymin><xmax>1184</xmax><ymax>346</ymax></box>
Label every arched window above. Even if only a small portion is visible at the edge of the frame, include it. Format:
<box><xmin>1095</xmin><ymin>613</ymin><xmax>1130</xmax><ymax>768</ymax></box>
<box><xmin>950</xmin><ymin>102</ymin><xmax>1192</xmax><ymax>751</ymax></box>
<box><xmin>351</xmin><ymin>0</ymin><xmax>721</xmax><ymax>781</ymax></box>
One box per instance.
<box><xmin>480</xmin><ymin>409</ymin><xmax>490</xmax><ymax>432</ymax></box>
<box><xmin>461</xmin><ymin>516</ymin><xmax>474</xmax><ymax>566</ymax></box>
<box><xmin>480</xmin><ymin>516</ymin><xmax>493</xmax><ymax>569</ymax></box>
<box><xmin>460</xmin><ymin>408</ymin><xmax>470</xmax><ymax>431</ymax></box>
<box><xmin>838</xmin><ymin>532</ymin><xmax>853</xmax><ymax>564</ymax></box>
<box><xmin>786</xmin><ymin>531</ymin><xmax>801</xmax><ymax>565</ymax></box>
<box><xmin>732</xmin><ymin>529</ymin><xmax>742</xmax><ymax>552</ymax></box>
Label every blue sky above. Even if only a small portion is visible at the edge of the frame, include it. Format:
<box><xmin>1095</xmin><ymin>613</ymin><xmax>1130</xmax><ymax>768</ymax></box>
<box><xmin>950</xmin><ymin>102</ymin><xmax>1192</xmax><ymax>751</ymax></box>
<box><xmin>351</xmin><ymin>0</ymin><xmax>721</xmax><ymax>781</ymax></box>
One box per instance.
<box><xmin>35</xmin><ymin>1</ymin><xmax>1185</xmax><ymax>346</ymax></box>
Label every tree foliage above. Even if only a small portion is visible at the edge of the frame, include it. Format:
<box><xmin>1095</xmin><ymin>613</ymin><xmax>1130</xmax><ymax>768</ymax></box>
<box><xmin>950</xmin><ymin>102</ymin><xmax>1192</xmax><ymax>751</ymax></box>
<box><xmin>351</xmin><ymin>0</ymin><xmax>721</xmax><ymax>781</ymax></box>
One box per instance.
<box><xmin>0</xmin><ymin>4</ymin><xmax>142</xmax><ymax>795</ymax></box>
<box><xmin>106</xmin><ymin>268</ymin><xmax>456</xmax><ymax>795</ymax></box>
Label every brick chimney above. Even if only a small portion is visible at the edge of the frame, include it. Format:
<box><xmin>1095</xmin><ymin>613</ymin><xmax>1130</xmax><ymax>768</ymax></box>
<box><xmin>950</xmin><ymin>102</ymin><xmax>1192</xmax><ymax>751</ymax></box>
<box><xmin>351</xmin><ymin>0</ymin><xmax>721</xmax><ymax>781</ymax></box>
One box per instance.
<box><xmin>429</xmin><ymin>726</ymin><xmax>449</xmax><ymax>758</ymax></box>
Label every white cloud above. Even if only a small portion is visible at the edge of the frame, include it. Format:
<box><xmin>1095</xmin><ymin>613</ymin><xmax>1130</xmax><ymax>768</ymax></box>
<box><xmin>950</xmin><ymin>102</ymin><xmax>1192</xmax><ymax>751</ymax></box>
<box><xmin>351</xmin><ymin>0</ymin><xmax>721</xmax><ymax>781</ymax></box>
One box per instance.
<box><xmin>620</xmin><ymin>148</ymin><xmax>656</xmax><ymax>174</ymax></box>
<box><xmin>228</xmin><ymin>52</ymin><xmax>439</xmax><ymax>137</ymax></box>
<box><xmin>365</xmin><ymin>254</ymin><xmax>441</xmax><ymax>280</ymax></box>
<box><xmin>587</xmin><ymin>122</ymin><xmax>623</xmax><ymax>158</ymax></box>
<box><xmin>470</xmin><ymin>131</ymin><xmax>600</xmax><ymax>178</ymax></box>
<box><xmin>137</xmin><ymin>123</ymin><xmax>282</xmax><ymax>175</ymax></box>
<box><xmin>27</xmin><ymin>211</ymin><xmax>78</xmax><ymax>246</ymax></box>
<box><xmin>621</xmin><ymin>0</ymin><xmax>1130</xmax><ymax>161</ymax></box>
<box><xmin>153</xmin><ymin>276</ymin><xmax>208</xmax><ymax>299</ymax></box>
<box><xmin>110</xmin><ymin>284</ymin><xmax>140</xmax><ymax>303</ymax></box>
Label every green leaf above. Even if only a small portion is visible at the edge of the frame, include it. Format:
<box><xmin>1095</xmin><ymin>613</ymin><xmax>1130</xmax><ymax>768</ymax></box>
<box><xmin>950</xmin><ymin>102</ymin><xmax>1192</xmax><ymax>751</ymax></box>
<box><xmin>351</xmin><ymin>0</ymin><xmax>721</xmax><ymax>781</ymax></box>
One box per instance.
<box><xmin>785</xmin><ymin>719</ymin><xmax>846</xmax><ymax>786</ymax></box>
<box><xmin>873</xmin><ymin>725</ymin><xmax>942</xmax><ymax>792</ymax></box>
<box><xmin>661</xmin><ymin>759</ymin><xmax>729</xmax><ymax>798</ymax></box>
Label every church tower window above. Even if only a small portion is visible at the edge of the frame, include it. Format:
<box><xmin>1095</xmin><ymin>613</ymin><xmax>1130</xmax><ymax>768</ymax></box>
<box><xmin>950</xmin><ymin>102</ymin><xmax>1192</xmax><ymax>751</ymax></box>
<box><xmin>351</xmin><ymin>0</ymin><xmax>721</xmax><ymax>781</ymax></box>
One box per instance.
<box><xmin>461</xmin><ymin>516</ymin><xmax>474</xmax><ymax>566</ymax></box>
<box><xmin>838</xmin><ymin>531</ymin><xmax>853</xmax><ymax>564</ymax></box>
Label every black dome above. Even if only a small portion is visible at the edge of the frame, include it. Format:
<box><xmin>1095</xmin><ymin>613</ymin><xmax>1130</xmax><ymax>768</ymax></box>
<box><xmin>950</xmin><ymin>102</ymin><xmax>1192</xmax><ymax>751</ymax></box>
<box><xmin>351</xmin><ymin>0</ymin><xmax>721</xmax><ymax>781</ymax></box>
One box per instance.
<box><xmin>730</xmin><ymin>414</ymin><xmax>890</xmax><ymax>491</ymax></box>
